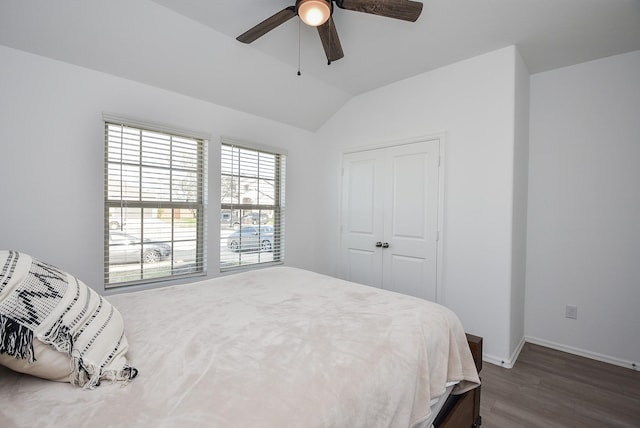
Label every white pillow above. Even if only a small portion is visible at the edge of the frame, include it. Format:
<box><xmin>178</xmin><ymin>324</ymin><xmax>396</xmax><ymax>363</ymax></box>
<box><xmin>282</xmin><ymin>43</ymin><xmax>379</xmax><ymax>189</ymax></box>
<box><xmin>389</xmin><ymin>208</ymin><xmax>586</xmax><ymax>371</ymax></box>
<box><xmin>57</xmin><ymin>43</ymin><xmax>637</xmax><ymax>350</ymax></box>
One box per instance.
<box><xmin>0</xmin><ymin>250</ymin><xmax>137</xmax><ymax>388</ymax></box>
<box><xmin>0</xmin><ymin>337</ymin><xmax>72</xmax><ymax>382</ymax></box>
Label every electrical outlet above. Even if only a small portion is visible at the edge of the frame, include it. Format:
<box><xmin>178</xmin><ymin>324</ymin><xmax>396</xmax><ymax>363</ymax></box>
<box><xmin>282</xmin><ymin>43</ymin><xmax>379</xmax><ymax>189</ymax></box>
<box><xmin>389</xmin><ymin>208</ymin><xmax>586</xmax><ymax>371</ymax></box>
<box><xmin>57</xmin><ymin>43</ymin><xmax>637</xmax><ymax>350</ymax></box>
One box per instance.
<box><xmin>565</xmin><ymin>304</ymin><xmax>578</xmax><ymax>319</ymax></box>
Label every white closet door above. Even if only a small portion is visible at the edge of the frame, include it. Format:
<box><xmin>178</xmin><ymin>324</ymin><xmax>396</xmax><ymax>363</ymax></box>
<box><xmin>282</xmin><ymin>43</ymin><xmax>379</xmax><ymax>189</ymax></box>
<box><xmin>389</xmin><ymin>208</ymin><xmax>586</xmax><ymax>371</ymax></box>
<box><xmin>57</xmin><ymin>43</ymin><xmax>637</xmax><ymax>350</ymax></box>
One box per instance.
<box><xmin>382</xmin><ymin>140</ymin><xmax>440</xmax><ymax>301</ymax></box>
<box><xmin>340</xmin><ymin>139</ymin><xmax>441</xmax><ymax>301</ymax></box>
<box><xmin>341</xmin><ymin>149</ymin><xmax>385</xmax><ymax>288</ymax></box>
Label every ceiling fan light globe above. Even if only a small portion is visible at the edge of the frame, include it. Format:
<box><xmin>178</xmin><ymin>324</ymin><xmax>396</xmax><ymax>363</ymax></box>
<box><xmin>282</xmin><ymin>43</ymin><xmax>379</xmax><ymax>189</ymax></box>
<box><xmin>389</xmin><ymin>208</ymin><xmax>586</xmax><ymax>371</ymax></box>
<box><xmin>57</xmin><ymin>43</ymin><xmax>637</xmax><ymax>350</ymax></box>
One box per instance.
<box><xmin>298</xmin><ymin>0</ymin><xmax>331</xmax><ymax>27</ymax></box>
<box><xmin>304</xmin><ymin>8</ymin><xmax>326</xmax><ymax>26</ymax></box>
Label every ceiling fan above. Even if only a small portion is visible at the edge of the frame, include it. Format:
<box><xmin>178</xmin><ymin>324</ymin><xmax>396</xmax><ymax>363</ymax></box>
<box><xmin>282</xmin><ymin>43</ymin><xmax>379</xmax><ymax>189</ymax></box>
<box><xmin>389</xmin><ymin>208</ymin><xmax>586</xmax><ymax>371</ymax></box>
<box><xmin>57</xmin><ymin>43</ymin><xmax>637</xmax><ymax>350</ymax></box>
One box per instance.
<box><xmin>236</xmin><ymin>0</ymin><xmax>423</xmax><ymax>64</ymax></box>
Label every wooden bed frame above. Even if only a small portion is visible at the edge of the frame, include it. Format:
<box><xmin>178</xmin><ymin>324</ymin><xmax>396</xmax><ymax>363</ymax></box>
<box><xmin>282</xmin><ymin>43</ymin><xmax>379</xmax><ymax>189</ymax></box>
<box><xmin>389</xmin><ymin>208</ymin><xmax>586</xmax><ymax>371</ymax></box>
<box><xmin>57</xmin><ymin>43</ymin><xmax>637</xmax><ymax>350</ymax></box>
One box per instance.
<box><xmin>433</xmin><ymin>333</ymin><xmax>483</xmax><ymax>428</ymax></box>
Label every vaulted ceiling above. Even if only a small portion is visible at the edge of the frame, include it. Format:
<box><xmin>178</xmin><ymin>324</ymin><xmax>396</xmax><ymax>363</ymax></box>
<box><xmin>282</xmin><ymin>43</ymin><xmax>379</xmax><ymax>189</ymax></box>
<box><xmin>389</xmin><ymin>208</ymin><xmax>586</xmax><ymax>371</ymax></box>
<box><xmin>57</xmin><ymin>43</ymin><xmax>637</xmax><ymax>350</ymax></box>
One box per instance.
<box><xmin>1</xmin><ymin>0</ymin><xmax>639</xmax><ymax>130</ymax></box>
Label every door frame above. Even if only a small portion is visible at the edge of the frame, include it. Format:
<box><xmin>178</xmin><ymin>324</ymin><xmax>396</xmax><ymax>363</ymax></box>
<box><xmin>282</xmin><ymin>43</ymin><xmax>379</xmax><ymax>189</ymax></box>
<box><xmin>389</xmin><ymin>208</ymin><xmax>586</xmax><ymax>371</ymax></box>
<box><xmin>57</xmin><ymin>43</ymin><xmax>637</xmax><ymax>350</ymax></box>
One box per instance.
<box><xmin>339</xmin><ymin>133</ymin><xmax>447</xmax><ymax>303</ymax></box>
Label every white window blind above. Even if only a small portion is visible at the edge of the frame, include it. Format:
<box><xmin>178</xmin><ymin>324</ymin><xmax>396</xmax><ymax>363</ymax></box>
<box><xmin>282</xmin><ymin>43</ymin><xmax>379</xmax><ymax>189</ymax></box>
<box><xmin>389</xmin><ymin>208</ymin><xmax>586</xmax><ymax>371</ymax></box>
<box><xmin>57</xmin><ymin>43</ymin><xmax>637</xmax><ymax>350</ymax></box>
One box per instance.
<box><xmin>220</xmin><ymin>142</ymin><xmax>285</xmax><ymax>270</ymax></box>
<box><xmin>105</xmin><ymin>121</ymin><xmax>207</xmax><ymax>288</ymax></box>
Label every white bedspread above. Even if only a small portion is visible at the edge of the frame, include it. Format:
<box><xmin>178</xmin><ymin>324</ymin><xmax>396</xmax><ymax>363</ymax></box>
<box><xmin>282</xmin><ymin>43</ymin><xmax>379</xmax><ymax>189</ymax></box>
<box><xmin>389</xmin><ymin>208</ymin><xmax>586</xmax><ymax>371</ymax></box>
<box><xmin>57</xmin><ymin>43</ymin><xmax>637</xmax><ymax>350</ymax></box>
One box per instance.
<box><xmin>0</xmin><ymin>267</ymin><xmax>479</xmax><ymax>428</ymax></box>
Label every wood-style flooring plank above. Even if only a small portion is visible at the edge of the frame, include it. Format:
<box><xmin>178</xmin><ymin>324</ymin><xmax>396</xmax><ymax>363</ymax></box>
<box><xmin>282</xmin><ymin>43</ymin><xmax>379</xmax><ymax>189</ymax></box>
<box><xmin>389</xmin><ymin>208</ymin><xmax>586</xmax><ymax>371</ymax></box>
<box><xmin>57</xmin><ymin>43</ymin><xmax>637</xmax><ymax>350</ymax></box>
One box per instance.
<box><xmin>479</xmin><ymin>343</ymin><xmax>640</xmax><ymax>428</ymax></box>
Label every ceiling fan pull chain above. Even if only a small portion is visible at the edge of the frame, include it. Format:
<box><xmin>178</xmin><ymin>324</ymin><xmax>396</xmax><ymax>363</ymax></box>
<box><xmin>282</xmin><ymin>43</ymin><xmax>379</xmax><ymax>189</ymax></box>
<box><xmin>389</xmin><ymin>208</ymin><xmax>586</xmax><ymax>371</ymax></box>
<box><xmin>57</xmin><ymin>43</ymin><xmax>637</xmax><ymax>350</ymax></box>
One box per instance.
<box><xmin>297</xmin><ymin>19</ymin><xmax>302</xmax><ymax>76</ymax></box>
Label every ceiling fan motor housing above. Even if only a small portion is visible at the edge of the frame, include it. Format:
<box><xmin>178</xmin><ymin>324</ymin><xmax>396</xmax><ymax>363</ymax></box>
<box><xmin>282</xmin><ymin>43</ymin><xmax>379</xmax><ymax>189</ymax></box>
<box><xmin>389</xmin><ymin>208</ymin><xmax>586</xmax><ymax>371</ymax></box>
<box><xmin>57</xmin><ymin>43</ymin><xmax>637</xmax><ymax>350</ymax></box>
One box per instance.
<box><xmin>296</xmin><ymin>0</ymin><xmax>333</xmax><ymax>27</ymax></box>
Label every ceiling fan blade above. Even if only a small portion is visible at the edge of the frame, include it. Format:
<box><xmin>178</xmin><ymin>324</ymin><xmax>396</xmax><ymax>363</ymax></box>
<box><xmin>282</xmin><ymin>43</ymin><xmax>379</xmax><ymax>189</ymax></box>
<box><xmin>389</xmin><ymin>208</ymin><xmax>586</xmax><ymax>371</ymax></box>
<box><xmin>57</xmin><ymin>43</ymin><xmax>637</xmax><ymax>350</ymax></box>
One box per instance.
<box><xmin>317</xmin><ymin>17</ymin><xmax>344</xmax><ymax>63</ymax></box>
<box><xmin>336</xmin><ymin>0</ymin><xmax>423</xmax><ymax>22</ymax></box>
<box><xmin>237</xmin><ymin>6</ymin><xmax>297</xmax><ymax>44</ymax></box>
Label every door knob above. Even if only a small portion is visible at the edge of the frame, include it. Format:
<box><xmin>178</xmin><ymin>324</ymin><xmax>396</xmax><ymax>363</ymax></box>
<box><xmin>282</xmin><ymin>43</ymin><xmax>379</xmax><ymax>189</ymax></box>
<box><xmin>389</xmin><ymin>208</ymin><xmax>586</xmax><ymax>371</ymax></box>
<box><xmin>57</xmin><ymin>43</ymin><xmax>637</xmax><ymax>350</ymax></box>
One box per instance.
<box><xmin>382</xmin><ymin>242</ymin><xmax>390</xmax><ymax>248</ymax></box>
<box><xmin>375</xmin><ymin>242</ymin><xmax>383</xmax><ymax>248</ymax></box>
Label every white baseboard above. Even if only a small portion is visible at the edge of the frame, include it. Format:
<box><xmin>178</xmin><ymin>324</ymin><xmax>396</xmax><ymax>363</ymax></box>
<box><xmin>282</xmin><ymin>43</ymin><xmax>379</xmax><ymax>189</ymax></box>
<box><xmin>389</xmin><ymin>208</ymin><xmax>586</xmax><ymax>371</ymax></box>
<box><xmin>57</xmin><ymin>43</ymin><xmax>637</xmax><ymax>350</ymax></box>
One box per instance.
<box><xmin>480</xmin><ymin>336</ymin><xmax>638</xmax><ymax>371</ymax></box>
<box><xmin>482</xmin><ymin>336</ymin><xmax>526</xmax><ymax>369</ymax></box>
<box><xmin>524</xmin><ymin>336</ymin><xmax>638</xmax><ymax>371</ymax></box>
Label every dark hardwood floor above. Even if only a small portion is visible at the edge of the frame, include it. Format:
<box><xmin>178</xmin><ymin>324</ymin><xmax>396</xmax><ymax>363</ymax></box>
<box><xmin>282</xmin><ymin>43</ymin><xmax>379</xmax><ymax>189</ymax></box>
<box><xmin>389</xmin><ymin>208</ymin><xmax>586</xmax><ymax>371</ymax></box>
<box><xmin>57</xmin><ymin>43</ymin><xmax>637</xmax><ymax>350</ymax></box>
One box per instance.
<box><xmin>479</xmin><ymin>342</ymin><xmax>640</xmax><ymax>427</ymax></box>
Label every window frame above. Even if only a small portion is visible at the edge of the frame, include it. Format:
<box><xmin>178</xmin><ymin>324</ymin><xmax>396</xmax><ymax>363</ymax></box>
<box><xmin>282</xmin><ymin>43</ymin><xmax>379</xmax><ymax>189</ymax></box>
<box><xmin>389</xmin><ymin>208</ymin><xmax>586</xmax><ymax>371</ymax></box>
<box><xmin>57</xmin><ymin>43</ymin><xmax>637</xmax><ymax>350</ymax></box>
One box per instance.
<box><xmin>220</xmin><ymin>140</ymin><xmax>286</xmax><ymax>272</ymax></box>
<box><xmin>103</xmin><ymin>114</ymin><xmax>209</xmax><ymax>288</ymax></box>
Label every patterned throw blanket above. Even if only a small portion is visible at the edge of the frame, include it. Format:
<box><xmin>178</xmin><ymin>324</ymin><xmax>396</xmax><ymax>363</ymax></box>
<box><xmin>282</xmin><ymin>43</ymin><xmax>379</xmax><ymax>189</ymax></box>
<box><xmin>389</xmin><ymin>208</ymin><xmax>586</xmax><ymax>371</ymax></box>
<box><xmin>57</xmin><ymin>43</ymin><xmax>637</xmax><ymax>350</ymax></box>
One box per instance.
<box><xmin>0</xmin><ymin>250</ymin><xmax>137</xmax><ymax>388</ymax></box>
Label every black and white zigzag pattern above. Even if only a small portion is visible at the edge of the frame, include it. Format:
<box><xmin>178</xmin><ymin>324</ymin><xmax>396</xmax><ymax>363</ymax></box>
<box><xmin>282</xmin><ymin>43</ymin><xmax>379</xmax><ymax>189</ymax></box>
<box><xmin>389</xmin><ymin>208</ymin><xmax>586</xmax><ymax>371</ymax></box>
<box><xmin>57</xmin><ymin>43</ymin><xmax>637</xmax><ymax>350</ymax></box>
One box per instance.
<box><xmin>6</xmin><ymin>255</ymin><xmax>67</xmax><ymax>328</ymax></box>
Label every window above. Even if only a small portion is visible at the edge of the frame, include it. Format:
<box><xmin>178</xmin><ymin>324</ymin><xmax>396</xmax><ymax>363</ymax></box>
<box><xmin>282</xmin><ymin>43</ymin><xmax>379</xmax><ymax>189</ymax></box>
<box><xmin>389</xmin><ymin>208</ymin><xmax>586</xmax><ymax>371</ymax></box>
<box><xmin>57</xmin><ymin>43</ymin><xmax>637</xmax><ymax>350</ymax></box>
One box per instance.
<box><xmin>104</xmin><ymin>118</ymin><xmax>207</xmax><ymax>288</ymax></box>
<box><xmin>220</xmin><ymin>142</ymin><xmax>285</xmax><ymax>270</ymax></box>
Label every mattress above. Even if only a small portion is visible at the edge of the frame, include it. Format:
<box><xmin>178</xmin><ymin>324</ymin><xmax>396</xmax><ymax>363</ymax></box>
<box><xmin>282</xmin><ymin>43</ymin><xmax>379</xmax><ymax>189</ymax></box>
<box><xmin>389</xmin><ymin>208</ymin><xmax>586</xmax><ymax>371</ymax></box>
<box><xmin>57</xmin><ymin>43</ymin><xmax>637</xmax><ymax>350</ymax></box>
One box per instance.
<box><xmin>0</xmin><ymin>266</ymin><xmax>479</xmax><ymax>428</ymax></box>
<box><xmin>419</xmin><ymin>382</ymin><xmax>457</xmax><ymax>428</ymax></box>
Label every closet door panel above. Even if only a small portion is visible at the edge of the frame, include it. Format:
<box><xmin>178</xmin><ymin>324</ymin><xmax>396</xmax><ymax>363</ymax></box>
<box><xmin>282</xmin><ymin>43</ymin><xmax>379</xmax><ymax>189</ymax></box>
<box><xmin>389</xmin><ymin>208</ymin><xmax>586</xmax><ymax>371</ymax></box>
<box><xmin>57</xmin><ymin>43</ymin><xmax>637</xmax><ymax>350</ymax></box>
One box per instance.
<box><xmin>346</xmin><ymin>248</ymin><xmax>379</xmax><ymax>288</ymax></box>
<box><xmin>382</xmin><ymin>141</ymin><xmax>439</xmax><ymax>300</ymax></box>
<box><xmin>387</xmin><ymin>254</ymin><xmax>431</xmax><ymax>300</ymax></box>
<box><xmin>390</xmin><ymin>152</ymin><xmax>427</xmax><ymax>238</ymax></box>
<box><xmin>341</xmin><ymin>152</ymin><xmax>384</xmax><ymax>288</ymax></box>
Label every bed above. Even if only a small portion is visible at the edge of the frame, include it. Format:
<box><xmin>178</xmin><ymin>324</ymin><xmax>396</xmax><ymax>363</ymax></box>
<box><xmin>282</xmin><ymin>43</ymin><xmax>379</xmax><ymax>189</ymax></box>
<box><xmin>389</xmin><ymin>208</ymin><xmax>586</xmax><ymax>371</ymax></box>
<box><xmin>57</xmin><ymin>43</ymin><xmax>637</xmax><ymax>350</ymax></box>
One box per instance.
<box><xmin>0</xmin><ymin>254</ymin><xmax>480</xmax><ymax>428</ymax></box>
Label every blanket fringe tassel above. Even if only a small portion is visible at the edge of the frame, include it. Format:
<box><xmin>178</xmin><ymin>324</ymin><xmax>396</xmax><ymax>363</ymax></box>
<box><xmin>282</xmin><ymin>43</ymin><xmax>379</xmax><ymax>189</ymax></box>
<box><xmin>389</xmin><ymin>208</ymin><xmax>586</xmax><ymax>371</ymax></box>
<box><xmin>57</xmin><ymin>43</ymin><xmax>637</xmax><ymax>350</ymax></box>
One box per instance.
<box><xmin>41</xmin><ymin>317</ymin><xmax>73</xmax><ymax>355</ymax></box>
<box><xmin>0</xmin><ymin>314</ymin><xmax>35</xmax><ymax>363</ymax></box>
<box><xmin>70</xmin><ymin>353</ymin><xmax>139</xmax><ymax>390</ymax></box>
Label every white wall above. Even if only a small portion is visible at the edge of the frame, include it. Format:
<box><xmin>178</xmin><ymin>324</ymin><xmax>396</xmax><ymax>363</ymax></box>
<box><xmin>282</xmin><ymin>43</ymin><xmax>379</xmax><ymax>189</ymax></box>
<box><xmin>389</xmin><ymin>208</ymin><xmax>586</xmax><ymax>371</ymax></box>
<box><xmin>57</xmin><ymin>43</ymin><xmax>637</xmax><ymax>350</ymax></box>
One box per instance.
<box><xmin>509</xmin><ymin>51</ymin><xmax>530</xmax><ymax>359</ymax></box>
<box><xmin>317</xmin><ymin>46</ymin><xmax>525</xmax><ymax>364</ymax></box>
<box><xmin>526</xmin><ymin>50</ymin><xmax>640</xmax><ymax>367</ymax></box>
<box><xmin>0</xmin><ymin>45</ymin><xmax>324</xmax><ymax>294</ymax></box>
